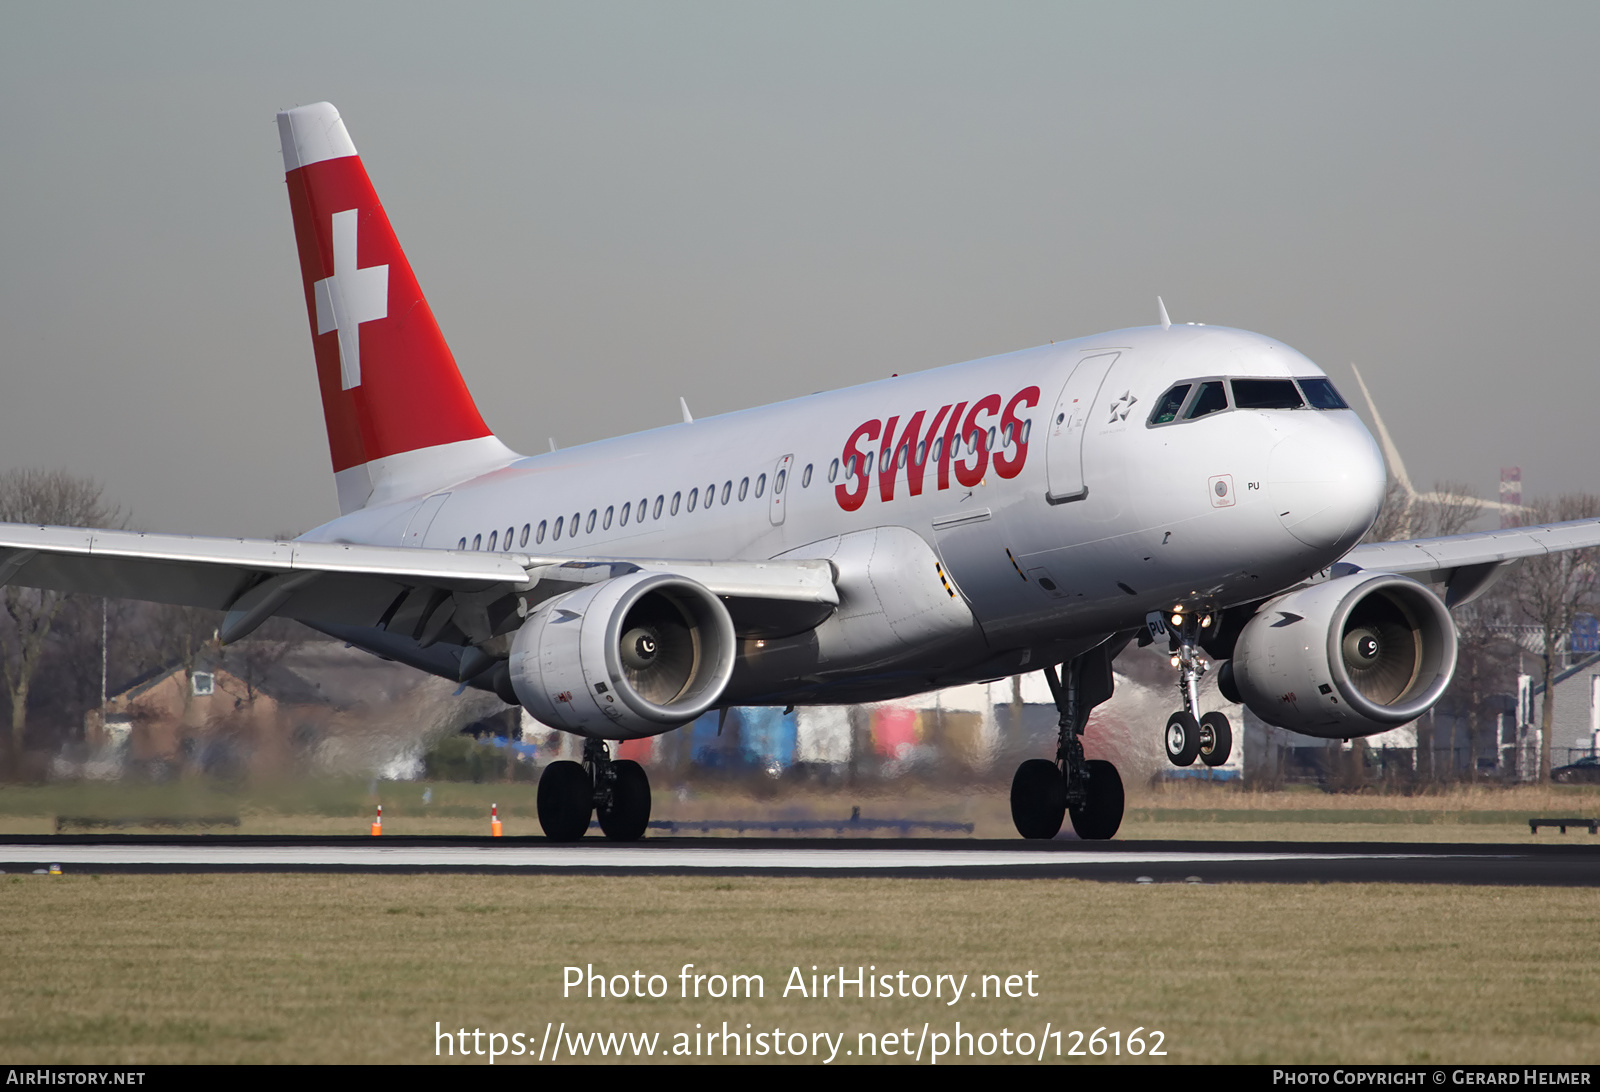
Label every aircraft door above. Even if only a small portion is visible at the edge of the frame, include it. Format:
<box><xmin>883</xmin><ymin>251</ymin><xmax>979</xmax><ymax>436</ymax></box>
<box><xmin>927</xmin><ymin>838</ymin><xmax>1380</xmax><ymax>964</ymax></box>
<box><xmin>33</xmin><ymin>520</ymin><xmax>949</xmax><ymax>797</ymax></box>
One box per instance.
<box><xmin>1045</xmin><ymin>352</ymin><xmax>1120</xmax><ymax>503</ymax></box>
<box><xmin>401</xmin><ymin>492</ymin><xmax>450</xmax><ymax>547</ymax></box>
<box><xmin>769</xmin><ymin>454</ymin><xmax>793</xmax><ymax>526</ymax></box>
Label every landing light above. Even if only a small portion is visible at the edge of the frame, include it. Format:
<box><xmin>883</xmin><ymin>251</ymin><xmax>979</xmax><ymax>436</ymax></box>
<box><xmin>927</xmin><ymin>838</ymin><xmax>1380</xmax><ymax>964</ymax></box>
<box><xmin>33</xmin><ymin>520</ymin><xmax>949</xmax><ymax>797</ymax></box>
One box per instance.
<box><xmin>1170</xmin><ymin>613</ymin><xmax>1183</xmax><ymax>627</ymax></box>
<box><xmin>1201</xmin><ymin>615</ymin><xmax>1213</xmax><ymax>628</ymax></box>
<box><xmin>1170</xmin><ymin>655</ymin><xmax>1180</xmax><ymax>667</ymax></box>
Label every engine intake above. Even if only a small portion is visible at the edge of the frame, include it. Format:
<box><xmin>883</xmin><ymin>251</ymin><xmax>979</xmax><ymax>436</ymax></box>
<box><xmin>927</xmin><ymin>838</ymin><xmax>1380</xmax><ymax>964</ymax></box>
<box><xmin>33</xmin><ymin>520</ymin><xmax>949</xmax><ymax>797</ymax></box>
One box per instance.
<box><xmin>1231</xmin><ymin>572</ymin><xmax>1457</xmax><ymax>738</ymax></box>
<box><xmin>510</xmin><ymin>572</ymin><xmax>736</xmax><ymax>738</ymax></box>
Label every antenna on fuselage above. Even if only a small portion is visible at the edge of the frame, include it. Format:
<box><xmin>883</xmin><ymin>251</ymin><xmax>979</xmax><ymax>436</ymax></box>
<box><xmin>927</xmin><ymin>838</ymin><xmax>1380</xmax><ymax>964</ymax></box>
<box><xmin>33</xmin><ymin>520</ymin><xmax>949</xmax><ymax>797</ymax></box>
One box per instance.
<box><xmin>680</xmin><ymin>397</ymin><xmax>694</xmax><ymax>424</ymax></box>
<box><xmin>548</xmin><ymin>437</ymin><xmax>558</xmax><ymax>452</ymax></box>
<box><xmin>1157</xmin><ymin>297</ymin><xmax>1171</xmax><ymax>331</ymax></box>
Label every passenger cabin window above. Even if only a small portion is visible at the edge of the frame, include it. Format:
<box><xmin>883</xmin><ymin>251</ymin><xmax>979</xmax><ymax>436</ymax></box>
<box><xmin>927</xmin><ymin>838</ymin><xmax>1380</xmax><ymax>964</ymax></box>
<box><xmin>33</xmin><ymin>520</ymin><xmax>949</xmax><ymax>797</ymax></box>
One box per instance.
<box><xmin>755</xmin><ymin>473</ymin><xmax>766</xmax><ymax>498</ymax></box>
<box><xmin>620</xmin><ymin>502</ymin><xmax>630</xmax><ymax>526</ymax></box>
<box><xmin>1150</xmin><ymin>384</ymin><xmax>1192</xmax><ymax>425</ymax></box>
<box><xmin>520</xmin><ymin>524</ymin><xmax>530</xmax><ymax>547</ymax></box>
<box><xmin>722</xmin><ymin>481</ymin><xmax>733</xmax><ymax>503</ymax></box>
<box><xmin>536</xmin><ymin>520</ymin><xmax>547</xmax><ymax>544</ymax></box>
<box><xmin>706</xmin><ymin>482</ymin><xmax>715</xmax><ymax>506</ymax></box>
<box><xmin>603</xmin><ymin>506</ymin><xmax>614</xmax><ymax>530</ymax></box>
<box><xmin>739</xmin><ymin>478</ymin><xmax>750</xmax><ymax>500</ymax></box>
<box><xmin>1185</xmin><ymin>381</ymin><xmax>1229</xmax><ymax>420</ymax></box>
<box><xmin>653</xmin><ymin>495</ymin><xmax>664</xmax><ymax>519</ymax></box>
<box><xmin>670</xmin><ymin>492</ymin><xmax>681</xmax><ymax>516</ymax></box>
<box><xmin>586</xmin><ymin>509</ymin><xmax>597</xmax><ymax>533</ymax></box>
<box><xmin>553</xmin><ymin>516</ymin><xmax>564</xmax><ymax>539</ymax></box>
<box><xmin>802</xmin><ymin>464</ymin><xmax>813</xmax><ymax>488</ymax></box>
<box><xmin>1231</xmin><ymin>378</ymin><xmax>1304</xmax><ymax>410</ymax></box>
<box><xmin>687</xmin><ymin>488</ymin><xmax>698</xmax><ymax>512</ymax></box>
<box><xmin>775</xmin><ymin>469</ymin><xmax>787</xmax><ymax>494</ymax></box>
<box><xmin>828</xmin><ymin>460</ymin><xmax>839</xmax><ymax>484</ymax></box>
<box><xmin>458</xmin><ymin>538</ymin><xmax>467</xmax><ymax>550</ymax></box>
<box><xmin>1298</xmin><ymin>377</ymin><xmax>1349</xmax><ymax>410</ymax></box>
<box><xmin>472</xmin><ymin>533</ymin><xmax>482</xmax><ymax>550</ymax></box>
<box><xmin>504</xmin><ymin>527</ymin><xmax>514</xmax><ymax>550</ymax></box>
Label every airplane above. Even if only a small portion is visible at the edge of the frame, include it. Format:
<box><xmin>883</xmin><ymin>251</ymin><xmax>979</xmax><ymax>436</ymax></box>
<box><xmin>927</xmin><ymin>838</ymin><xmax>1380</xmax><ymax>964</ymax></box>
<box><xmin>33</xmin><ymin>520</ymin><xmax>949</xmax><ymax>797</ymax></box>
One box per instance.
<box><xmin>5</xmin><ymin>101</ymin><xmax>1599</xmax><ymax>842</ymax></box>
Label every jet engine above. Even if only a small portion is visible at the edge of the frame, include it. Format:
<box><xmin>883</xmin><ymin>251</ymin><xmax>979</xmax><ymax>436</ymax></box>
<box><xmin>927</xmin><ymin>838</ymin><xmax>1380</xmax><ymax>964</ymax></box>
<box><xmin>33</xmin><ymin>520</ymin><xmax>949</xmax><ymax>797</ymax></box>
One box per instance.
<box><xmin>509</xmin><ymin>572</ymin><xmax>737</xmax><ymax>738</ymax></box>
<box><xmin>1231</xmin><ymin>572</ymin><xmax>1457</xmax><ymax>738</ymax></box>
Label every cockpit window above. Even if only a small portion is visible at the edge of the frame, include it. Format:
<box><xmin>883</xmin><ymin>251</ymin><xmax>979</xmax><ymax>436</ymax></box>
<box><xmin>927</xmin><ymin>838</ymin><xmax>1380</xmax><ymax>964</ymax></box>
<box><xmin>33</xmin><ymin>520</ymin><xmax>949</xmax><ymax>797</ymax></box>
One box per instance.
<box><xmin>1230</xmin><ymin>378</ymin><xmax>1304</xmax><ymax>410</ymax></box>
<box><xmin>1184</xmin><ymin>381</ymin><xmax>1229</xmax><ymax>420</ymax></box>
<box><xmin>1149</xmin><ymin>384</ymin><xmax>1191</xmax><ymax>425</ymax></box>
<box><xmin>1297</xmin><ymin>377</ymin><xmax>1349</xmax><ymax>410</ymax></box>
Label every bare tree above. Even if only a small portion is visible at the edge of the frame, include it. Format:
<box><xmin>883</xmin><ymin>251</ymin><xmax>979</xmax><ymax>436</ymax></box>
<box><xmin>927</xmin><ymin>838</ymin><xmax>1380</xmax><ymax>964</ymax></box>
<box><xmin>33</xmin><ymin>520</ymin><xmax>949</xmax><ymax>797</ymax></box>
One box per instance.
<box><xmin>1510</xmin><ymin>493</ymin><xmax>1600</xmax><ymax>781</ymax></box>
<box><xmin>221</xmin><ymin>616</ymin><xmax>310</xmax><ymax>704</ymax></box>
<box><xmin>0</xmin><ymin>470</ymin><xmax>122</xmax><ymax>763</ymax></box>
<box><xmin>1419</xmin><ymin>480</ymin><xmax>1482</xmax><ymax>539</ymax></box>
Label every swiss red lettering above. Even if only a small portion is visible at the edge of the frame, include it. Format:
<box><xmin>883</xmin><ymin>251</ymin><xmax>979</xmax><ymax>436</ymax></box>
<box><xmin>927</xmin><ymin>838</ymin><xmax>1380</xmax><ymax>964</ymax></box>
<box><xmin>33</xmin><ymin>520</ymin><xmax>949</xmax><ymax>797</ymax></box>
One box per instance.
<box><xmin>835</xmin><ymin>419</ymin><xmax>880</xmax><ymax>512</ymax></box>
<box><xmin>992</xmin><ymin>386</ymin><xmax>1039</xmax><ymax>479</ymax></box>
<box><xmin>937</xmin><ymin>400</ymin><xmax>968</xmax><ymax>492</ymax></box>
<box><xmin>834</xmin><ymin>387</ymin><xmax>1034</xmax><ymax>511</ymax></box>
<box><xmin>904</xmin><ymin>405</ymin><xmax>950</xmax><ymax>497</ymax></box>
<box><xmin>954</xmin><ymin>394</ymin><xmax>1001</xmax><ymax>488</ymax></box>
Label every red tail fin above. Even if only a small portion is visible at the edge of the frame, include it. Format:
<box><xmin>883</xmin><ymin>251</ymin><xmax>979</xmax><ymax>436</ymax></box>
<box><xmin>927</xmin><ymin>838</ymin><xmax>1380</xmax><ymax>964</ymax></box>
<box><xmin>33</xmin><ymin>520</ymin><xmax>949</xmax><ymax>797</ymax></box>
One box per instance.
<box><xmin>277</xmin><ymin>102</ymin><xmax>516</xmax><ymax>514</ymax></box>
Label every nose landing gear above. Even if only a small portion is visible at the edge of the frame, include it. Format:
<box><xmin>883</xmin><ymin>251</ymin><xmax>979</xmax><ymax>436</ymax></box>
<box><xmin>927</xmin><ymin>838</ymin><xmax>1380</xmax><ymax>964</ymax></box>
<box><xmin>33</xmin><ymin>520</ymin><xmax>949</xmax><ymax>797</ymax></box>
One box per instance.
<box><xmin>1162</xmin><ymin>611</ymin><xmax>1232</xmax><ymax>769</ymax></box>
<box><xmin>536</xmin><ymin>738</ymin><xmax>653</xmax><ymax>842</ymax></box>
<box><xmin>1009</xmin><ymin>645</ymin><xmax>1125</xmax><ymax>840</ymax></box>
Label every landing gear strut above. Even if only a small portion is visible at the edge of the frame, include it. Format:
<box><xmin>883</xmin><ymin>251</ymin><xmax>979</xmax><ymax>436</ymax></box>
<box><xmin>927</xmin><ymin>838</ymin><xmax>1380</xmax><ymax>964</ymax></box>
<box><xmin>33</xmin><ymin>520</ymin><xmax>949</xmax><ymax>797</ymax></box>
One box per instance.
<box><xmin>536</xmin><ymin>739</ymin><xmax>652</xmax><ymax>842</ymax></box>
<box><xmin>1163</xmin><ymin>610</ymin><xmax>1232</xmax><ymax>769</ymax></box>
<box><xmin>1010</xmin><ymin>650</ymin><xmax>1124</xmax><ymax>840</ymax></box>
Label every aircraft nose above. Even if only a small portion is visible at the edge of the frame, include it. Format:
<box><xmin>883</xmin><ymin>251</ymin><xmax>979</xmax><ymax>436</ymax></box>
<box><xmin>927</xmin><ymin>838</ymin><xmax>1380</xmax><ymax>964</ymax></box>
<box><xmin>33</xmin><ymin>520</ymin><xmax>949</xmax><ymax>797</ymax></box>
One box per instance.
<box><xmin>1267</xmin><ymin>415</ymin><xmax>1386</xmax><ymax>551</ymax></box>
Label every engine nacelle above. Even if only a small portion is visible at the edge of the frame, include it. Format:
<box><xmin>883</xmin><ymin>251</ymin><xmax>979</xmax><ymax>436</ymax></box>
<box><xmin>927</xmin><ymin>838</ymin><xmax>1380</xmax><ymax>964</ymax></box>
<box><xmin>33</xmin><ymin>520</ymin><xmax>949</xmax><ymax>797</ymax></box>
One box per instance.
<box><xmin>1232</xmin><ymin>572</ymin><xmax>1457</xmax><ymax>738</ymax></box>
<box><xmin>509</xmin><ymin>572</ymin><xmax>736</xmax><ymax>739</ymax></box>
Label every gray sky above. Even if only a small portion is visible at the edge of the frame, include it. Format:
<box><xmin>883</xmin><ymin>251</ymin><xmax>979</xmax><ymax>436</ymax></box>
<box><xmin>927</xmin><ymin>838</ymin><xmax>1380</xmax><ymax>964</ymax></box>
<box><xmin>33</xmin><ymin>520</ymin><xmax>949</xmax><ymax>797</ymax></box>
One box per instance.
<box><xmin>3</xmin><ymin>2</ymin><xmax>1597</xmax><ymax>536</ymax></box>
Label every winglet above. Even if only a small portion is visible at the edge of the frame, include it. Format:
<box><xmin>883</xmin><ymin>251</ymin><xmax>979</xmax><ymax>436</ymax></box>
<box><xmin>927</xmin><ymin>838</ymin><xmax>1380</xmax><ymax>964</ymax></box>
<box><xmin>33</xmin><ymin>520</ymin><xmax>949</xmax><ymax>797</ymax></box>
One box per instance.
<box><xmin>680</xmin><ymin>397</ymin><xmax>694</xmax><ymax>424</ymax></box>
<box><xmin>1157</xmin><ymin>297</ymin><xmax>1171</xmax><ymax>331</ymax></box>
<box><xmin>1349</xmin><ymin>363</ymin><xmax>1415</xmax><ymax>499</ymax></box>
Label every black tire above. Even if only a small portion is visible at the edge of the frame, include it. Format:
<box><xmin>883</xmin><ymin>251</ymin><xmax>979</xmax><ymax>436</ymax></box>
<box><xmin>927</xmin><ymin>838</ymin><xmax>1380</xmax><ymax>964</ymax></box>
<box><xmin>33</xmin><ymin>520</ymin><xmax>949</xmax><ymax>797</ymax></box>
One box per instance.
<box><xmin>537</xmin><ymin>760</ymin><xmax>592</xmax><ymax>842</ymax></box>
<box><xmin>1069</xmin><ymin>759</ymin><xmax>1124</xmax><ymax>840</ymax></box>
<box><xmin>598</xmin><ymin>759</ymin><xmax>652</xmax><ymax>841</ymax></box>
<box><xmin>1199</xmin><ymin>711</ymin><xmax>1233</xmax><ymax>767</ymax></box>
<box><xmin>1010</xmin><ymin>758</ymin><xmax>1066</xmax><ymax>839</ymax></box>
<box><xmin>1165</xmin><ymin>711</ymin><xmax>1200</xmax><ymax>767</ymax></box>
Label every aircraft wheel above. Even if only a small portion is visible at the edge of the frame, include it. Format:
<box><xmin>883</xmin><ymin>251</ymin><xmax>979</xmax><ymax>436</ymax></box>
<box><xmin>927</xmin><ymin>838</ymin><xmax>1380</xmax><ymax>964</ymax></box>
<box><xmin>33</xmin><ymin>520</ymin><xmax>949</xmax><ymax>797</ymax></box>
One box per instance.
<box><xmin>1199</xmin><ymin>711</ymin><xmax>1233</xmax><ymax>767</ymax></box>
<box><xmin>1010</xmin><ymin>758</ymin><xmax>1066</xmax><ymax>839</ymax></box>
<box><xmin>1165</xmin><ymin>711</ymin><xmax>1201</xmax><ymax>767</ymax></box>
<box><xmin>598</xmin><ymin>759</ymin><xmax>652</xmax><ymax>841</ymax></box>
<box><xmin>1069</xmin><ymin>759</ymin><xmax>1124</xmax><ymax>840</ymax></box>
<box><xmin>537</xmin><ymin>760</ymin><xmax>593</xmax><ymax>842</ymax></box>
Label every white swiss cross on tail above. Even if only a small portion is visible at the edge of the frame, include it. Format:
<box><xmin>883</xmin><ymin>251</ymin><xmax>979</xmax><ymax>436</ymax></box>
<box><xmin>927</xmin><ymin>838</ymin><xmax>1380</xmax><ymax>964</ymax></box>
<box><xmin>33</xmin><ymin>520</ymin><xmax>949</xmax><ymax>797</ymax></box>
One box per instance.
<box><xmin>314</xmin><ymin>209</ymin><xmax>389</xmax><ymax>390</ymax></box>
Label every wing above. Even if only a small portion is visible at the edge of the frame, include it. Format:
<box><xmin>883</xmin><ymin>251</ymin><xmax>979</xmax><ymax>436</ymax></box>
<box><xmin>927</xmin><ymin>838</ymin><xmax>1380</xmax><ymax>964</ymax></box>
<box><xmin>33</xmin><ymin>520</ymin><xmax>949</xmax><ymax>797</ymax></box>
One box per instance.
<box><xmin>1339</xmin><ymin>517</ymin><xmax>1600</xmax><ymax>606</ymax></box>
<box><xmin>0</xmin><ymin>523</ymin><xmax>837</xmax><ymax>644</ymax></box>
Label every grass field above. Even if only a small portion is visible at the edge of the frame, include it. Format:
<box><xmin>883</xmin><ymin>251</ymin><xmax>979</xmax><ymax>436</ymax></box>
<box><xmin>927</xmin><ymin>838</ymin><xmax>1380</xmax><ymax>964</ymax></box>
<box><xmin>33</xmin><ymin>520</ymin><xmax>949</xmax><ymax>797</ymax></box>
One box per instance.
<box><xmin>0</xmin><ymin>872</ymin><xmax>1595</xmax><ymax>1064</ymax></box>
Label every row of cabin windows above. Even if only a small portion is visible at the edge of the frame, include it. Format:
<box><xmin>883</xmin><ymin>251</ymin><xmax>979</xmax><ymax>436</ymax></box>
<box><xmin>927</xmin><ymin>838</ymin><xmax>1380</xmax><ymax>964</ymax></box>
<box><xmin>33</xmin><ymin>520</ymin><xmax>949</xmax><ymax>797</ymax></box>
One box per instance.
<box><xmin>457</xmin><ymin>463</ymin><xmax>818</xmax><ymax>552</ymax></box>
<box><xmin>825</xmin><ymin>418</ymin><xmax>1032</xmax><ymax>483</ymax></box>
<box><xmin>1148</xmin><ymin>376</ymin><xmax>1349</xmax><ymax>427</ymax></box>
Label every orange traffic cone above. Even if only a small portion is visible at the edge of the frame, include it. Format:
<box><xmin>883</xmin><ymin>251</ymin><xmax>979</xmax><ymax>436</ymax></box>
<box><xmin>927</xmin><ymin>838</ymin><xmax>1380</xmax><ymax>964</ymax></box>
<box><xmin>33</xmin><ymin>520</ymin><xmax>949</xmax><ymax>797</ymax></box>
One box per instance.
<box><xmin>371</xmin><ymin>804</ymin><xmax>383</xmax><ymax>836</ymax></box>
<box><xmin>491</xmin><ymin>802</ymin><xmax>503</xmax><ymax>837</ymax></box>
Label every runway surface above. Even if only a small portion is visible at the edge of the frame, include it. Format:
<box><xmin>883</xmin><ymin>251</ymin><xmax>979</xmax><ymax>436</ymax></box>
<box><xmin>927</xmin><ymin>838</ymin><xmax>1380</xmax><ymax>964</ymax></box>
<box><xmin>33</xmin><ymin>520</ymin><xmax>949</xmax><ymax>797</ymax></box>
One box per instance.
<box><xmin>2</xmin><ymin>836</ymin><xmax>1598</xmax><ymax>884</ymax></box>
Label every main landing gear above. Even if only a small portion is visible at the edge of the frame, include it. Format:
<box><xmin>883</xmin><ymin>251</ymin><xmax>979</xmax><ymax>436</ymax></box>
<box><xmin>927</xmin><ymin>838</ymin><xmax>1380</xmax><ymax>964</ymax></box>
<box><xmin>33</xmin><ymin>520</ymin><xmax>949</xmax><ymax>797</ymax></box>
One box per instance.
<box><xmin>1161</xmin><ymin>610</ymin><xmax>1232</xmax><ymax>769</ymax></box>
<box><xmin>537</xmin><ymin>739</ymin><xmax>652</xmax><ymax>842</ymax></box>
<box><xmin>1010</xmin><ymin>649</ymin><xmax>1125</xmax><ymax>840</ymax></box>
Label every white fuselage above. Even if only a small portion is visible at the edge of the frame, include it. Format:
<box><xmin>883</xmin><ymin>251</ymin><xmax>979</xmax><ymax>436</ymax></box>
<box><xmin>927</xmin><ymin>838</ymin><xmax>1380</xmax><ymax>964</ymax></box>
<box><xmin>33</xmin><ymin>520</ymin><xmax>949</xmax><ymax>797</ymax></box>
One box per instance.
<box><xmin>303</xmin><ymin>322</ymin><xmax>1386</xmax><ymax>712</ymax></box>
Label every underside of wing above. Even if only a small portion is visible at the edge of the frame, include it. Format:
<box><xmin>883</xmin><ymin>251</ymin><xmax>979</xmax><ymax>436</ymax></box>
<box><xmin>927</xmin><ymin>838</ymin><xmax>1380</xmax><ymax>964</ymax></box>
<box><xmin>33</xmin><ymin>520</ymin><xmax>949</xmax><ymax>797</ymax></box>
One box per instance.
<box><xmin>0</xmin><ymin>523</ymin><xmax>839</xmax><ymax>649</ymax></box>
<box><xmin>1339</xmin><ymin>517</ymin><xmax>1600</xmax><ymax>606</ymax></box>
